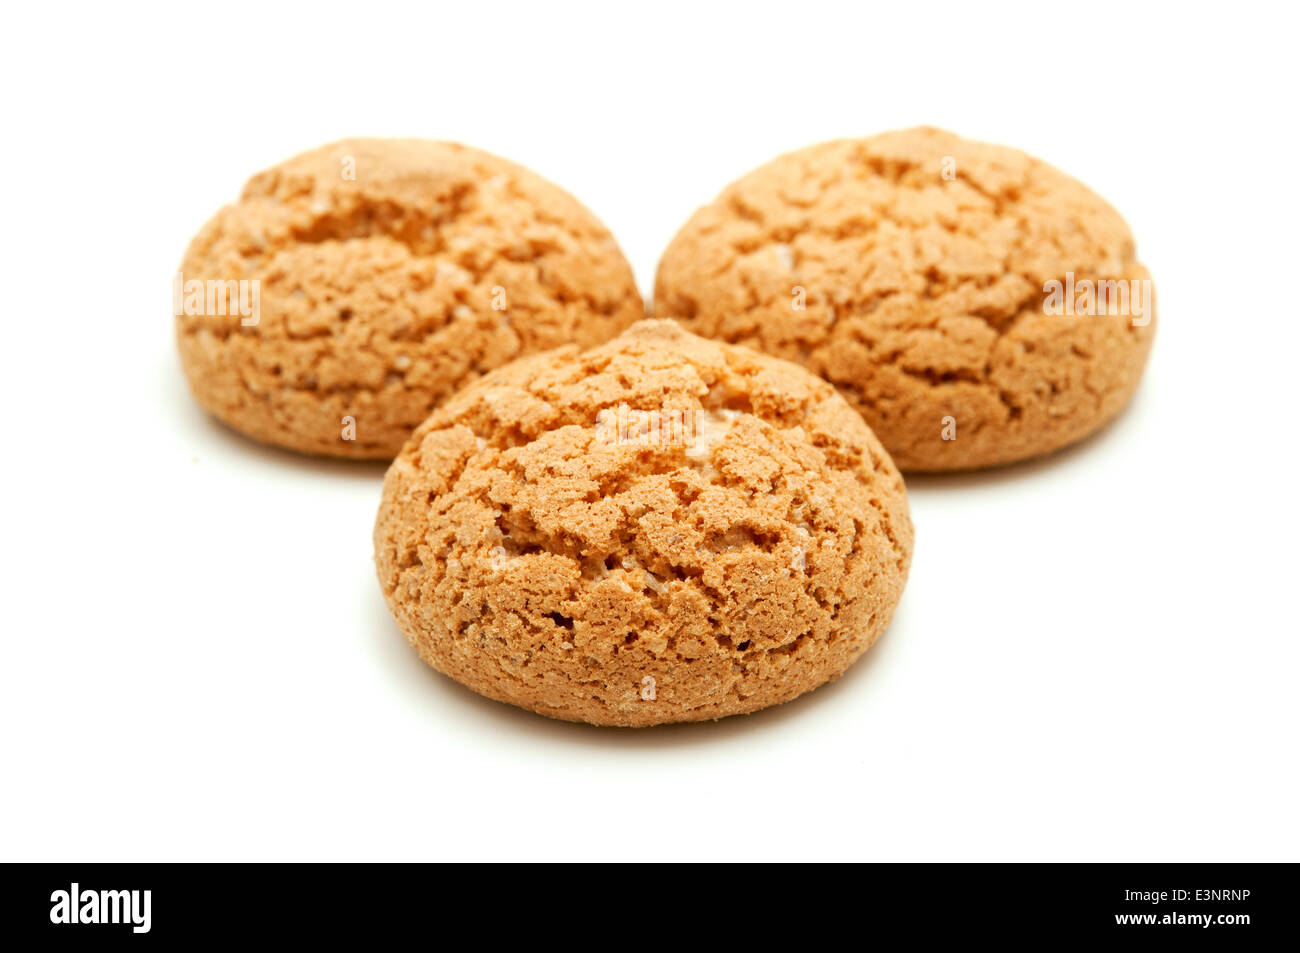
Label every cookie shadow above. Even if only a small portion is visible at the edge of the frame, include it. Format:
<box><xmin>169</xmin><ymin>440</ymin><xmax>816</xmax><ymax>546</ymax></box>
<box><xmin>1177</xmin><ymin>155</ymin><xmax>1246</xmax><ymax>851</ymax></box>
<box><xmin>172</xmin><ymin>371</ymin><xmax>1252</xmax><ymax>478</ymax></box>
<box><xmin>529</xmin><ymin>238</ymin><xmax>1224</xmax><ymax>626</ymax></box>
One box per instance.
<box><xmin>368</xmin><ymin>574</ymin><xmax>903</xmax><ymax>750</ymax></box>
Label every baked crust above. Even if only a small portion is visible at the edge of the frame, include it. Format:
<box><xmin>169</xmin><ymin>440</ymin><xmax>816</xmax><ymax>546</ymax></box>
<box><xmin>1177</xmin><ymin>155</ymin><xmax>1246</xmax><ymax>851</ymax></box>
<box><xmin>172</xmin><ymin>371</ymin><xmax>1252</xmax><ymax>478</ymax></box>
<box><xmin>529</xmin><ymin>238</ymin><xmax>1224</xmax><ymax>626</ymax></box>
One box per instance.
<box><xmin>177</xmin><ymin>139</ymin><xmax>642</xmax><ymax>458</ymax></box>
<box><xmin>655</xmin><ymin>127</ymin><xmax>1155</xmax><ymax>470</ymax></box>
<box><xmin>374</xmin><ymin>320</ymin><xmax>913</xmax><ymax>725</ymax></box>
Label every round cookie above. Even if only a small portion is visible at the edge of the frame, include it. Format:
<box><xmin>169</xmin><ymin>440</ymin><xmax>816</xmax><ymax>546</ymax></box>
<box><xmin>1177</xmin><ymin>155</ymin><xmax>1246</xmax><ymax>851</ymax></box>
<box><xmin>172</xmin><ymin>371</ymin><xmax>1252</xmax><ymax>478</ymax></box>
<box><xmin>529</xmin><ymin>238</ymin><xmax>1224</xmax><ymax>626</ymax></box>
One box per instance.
<box><xmin>374</xmin><ymin>319</ymin><xmax>913</xmax><ymax>726</ymax></box>
<box><xmin>654</xmin><ymin>127</ymin><xmax>1156</xmax><ymax>471</ymax></box>
<box><xmin>177</xmin><ymin>139</ymin><xmax>643</xmax><ymax>459</ymax></box>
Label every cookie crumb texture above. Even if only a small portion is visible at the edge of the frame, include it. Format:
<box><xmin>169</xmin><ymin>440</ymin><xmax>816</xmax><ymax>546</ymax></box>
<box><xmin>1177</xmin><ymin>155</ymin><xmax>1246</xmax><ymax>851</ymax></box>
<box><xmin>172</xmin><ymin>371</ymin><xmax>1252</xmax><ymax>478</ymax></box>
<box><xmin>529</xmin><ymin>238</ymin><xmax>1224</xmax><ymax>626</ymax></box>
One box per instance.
<box><xmin>177</xmin><ymin>139</ymin><xmax>642</xmax><ymax>458</ymax></box>
<box><xmin>655</xmin><ymin>127</ymin><xmax>1156</xmax><ymax>471</ymax></box>
<box><xmin>374</xmin><ymin>320</ymin><xmax>913</xmax><ymax>726</ymax></box>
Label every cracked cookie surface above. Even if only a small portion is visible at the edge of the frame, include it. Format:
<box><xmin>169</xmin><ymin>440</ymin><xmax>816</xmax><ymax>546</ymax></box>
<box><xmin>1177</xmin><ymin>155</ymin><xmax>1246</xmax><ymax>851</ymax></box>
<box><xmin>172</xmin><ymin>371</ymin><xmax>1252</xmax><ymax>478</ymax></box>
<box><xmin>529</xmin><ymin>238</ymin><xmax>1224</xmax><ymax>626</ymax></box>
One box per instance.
<box><xmin>654</xmin><ymin>127</ymin><xmax>1156</xmax><ymax>471</ymax></box>
<box><xmin>374</xmin><ymin>319</ymin><xmax>913</xmax><ymax>726</ymax></box>
<box><xmin>177</xmin><ymin>139</ymin><xmax>642</xmax><ymax>458</ymax></box>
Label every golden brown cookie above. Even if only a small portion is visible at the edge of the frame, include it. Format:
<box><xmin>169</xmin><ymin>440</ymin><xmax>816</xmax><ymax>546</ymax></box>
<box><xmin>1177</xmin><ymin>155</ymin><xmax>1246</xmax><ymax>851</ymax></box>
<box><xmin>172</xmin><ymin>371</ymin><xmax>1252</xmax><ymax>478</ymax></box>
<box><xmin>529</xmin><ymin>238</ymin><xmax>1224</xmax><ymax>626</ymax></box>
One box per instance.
<box><xmin>654</xmin><ymin>127</ymin><xmax>1156</xmax><ymax>471</ymax></box>
<box><xmin>176</xmin><ymin>139</ymin><xmax>643</xmax><ymax>458</ymax></box>
<box><xmin>374</xmin><ymin>319</ymin><xmax>913</xmax><ymax>726</ymax></box>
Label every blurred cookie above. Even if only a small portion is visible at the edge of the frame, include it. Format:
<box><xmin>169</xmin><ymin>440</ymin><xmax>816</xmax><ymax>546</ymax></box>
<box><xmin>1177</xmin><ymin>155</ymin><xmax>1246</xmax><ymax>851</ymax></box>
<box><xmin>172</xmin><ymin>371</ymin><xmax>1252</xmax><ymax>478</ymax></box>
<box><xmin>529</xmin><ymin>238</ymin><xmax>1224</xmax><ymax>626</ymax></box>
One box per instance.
<box><xmin>177</xmin><ymin>139</ymin><xmax>642</xmax><ymax>458</ymax></box>
<box><xmin>374</xmin><ymin>319</ymin><xmax>913</xmax><ymax>726</ymax></box>
<box><xmin>655</xmin><ymin>127</ymin><xmax>1155</xmax><ymax>470</ymax></box>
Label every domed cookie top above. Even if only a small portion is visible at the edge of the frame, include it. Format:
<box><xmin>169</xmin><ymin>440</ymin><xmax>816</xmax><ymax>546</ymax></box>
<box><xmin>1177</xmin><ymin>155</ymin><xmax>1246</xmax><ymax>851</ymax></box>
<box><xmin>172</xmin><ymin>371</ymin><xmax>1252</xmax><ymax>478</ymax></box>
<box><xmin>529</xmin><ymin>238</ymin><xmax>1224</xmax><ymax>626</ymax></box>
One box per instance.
<box><xmin>655</xmin><ymin>127</ymin><xmax>1155</xmax><ymax>471</ymax></box>
<box><xmin>374</xmin><ymin>319</ymin><xmax>913</xmax><ymax>726</ymax></box>
<box><xmin>177</xmin><ymin>139</ymin><xmax>642</xmax><ymax>458</ymax></box>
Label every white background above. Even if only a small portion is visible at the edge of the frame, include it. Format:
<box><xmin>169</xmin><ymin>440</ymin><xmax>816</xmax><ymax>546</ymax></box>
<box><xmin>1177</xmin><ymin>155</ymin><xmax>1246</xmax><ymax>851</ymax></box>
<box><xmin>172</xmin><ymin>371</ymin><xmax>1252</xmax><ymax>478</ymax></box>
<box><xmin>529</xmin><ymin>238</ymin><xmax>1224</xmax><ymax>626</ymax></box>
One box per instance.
<box><xmin>2</xmin><ymin>2</ymin><xmax>1297</xmax><ymax>862</ymax></box>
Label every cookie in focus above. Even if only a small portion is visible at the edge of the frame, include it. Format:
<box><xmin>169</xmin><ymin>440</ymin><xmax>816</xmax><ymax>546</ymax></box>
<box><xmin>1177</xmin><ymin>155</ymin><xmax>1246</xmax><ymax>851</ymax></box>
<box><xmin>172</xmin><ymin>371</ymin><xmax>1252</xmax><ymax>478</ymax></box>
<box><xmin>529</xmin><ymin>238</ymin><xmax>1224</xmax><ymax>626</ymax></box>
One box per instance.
<box><xmin>373</xmin><ymin>319</ymin><xmax>913</xmax><ymax>726</ymax></box>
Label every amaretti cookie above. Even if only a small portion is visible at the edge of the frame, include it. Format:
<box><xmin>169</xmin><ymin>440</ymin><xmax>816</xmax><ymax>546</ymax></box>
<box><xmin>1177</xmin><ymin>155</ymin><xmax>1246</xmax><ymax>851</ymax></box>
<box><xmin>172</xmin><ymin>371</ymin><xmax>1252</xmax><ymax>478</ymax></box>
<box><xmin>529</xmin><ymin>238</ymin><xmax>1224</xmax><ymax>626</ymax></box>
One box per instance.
<box><xmin>654</xmin><ymin>127</ymin><xmax>1156</xmax><ymax>471</ymax></box>
<box><xmin>176</xmin><ymin>139</ymin><xmax>642</xmax><ymax>458</ymax></box>
<box><xmin>374</xmin><ymin>319</ymin><xmax>913</xmax><ymax>726</ymax></box>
